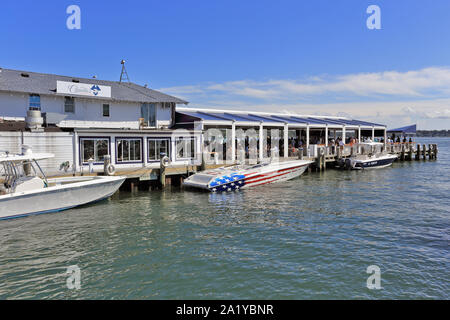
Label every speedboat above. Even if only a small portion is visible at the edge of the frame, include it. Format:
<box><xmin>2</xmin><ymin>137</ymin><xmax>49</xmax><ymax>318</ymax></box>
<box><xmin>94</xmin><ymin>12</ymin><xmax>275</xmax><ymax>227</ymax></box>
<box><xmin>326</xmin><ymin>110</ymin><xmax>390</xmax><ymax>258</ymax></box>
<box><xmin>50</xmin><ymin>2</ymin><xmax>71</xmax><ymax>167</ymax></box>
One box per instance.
<box><xmin>337</xmin><ymin>142</ymin><xmax>397</xmax><ymax>170</ymax></box>
<box><xmin>340</xmin><ymin>153</ymin><xmax>398</xmax><ymax>170</ymax></box>
<box><xmin>0</xmin><ymin>147</ymin><xmax>125</xmax><ymax>219</ymax></box>
<box><xmin>183</xmin><ymin>159</ymin><xmax>313</xmax><ymax>192</ymax></box>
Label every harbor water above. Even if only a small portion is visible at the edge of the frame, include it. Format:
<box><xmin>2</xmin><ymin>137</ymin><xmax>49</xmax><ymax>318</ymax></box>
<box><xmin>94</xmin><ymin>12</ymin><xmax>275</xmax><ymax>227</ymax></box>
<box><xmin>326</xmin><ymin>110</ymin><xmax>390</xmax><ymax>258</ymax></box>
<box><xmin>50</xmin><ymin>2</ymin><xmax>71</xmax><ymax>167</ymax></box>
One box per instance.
<box><xmin>0</xmin><ymin>138</ymin><xmax>448</xmax><ymax>299</ymax></box>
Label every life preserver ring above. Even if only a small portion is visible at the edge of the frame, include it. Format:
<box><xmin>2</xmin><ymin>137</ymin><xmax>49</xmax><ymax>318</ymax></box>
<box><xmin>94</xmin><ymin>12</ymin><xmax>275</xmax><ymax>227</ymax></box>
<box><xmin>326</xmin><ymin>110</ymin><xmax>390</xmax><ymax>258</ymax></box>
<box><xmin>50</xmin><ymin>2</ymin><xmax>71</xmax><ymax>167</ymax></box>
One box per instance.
<box><xmin>161</xmin><ymin>156</ymin><xmax>170</xmax><ymax>167</ymax></box>
<box><xmin>105</xmin><ymin>164</ymin><xmax>116</xmax><ymax>176</ymax></box>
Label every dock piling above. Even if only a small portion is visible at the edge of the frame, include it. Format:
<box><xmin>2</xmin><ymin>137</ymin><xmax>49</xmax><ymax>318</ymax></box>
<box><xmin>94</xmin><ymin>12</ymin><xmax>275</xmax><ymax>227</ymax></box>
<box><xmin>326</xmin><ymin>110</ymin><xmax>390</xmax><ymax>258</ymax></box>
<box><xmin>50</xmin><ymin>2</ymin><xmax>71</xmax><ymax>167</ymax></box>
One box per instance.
<box><xmin>160</xmin><ymin>153</ymin><xmax>167</xmax><ymax>188</ymax></box>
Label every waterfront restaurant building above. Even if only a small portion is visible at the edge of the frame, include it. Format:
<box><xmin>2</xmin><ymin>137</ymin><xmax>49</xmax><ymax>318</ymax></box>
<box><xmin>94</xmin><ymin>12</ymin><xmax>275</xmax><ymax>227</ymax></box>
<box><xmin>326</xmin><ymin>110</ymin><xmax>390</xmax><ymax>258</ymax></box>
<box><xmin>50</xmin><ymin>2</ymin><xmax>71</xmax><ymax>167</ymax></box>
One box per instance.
<box><xmin>175</xmin><ymin>107</ymin><xmax>387</xmax><ymax>161</ymax></box>
<box><xmin>0</xmin><ymin>67</ymin><xmax>388</xmax><ymax>175</ymax></box>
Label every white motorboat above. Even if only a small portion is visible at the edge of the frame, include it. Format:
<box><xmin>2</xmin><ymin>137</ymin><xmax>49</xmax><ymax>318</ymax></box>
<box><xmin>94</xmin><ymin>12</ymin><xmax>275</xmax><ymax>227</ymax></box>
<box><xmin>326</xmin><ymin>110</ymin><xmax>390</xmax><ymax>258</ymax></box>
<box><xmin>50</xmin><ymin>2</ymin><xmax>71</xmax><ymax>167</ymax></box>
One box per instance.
<box><xmin>337</xmin><ymin>142</ymin><xmax>397</xmax><ymax>170</ymax></box>
<box><xmin>341</xmin><ymin>153</ymin><xmax>398</xmax><ymax>170</ymax></box>
<box><xmin>0</xmin><ymin>148</ymin><xmax>125</xmax><ymax>219</ymax></box>
<box><xmin>183</xmin><ymin>159</ymin><xmax>313</xmax><ymax>192</ymax></box>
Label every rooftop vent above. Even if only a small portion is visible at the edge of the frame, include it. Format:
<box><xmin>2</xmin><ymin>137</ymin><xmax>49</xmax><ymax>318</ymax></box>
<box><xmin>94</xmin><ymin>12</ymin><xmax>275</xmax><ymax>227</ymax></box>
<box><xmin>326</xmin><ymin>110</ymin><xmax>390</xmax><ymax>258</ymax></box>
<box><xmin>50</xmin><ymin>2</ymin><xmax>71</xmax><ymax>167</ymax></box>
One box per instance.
<box><xmin>21</xmin><ymin>73</ymin><xmax>30</xmax><ymax>78</ymax></box>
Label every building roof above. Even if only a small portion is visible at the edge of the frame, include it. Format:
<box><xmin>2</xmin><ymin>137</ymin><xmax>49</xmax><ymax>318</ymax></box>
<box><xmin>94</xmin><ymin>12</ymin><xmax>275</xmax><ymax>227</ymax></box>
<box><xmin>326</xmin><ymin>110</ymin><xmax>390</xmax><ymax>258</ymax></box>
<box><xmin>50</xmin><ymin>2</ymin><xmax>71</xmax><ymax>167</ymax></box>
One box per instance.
<box><xmin>0</xmin><ymin>68</ymin><xmax>188</xmax><ymax>104</ymax></box>
<box><xmin>387</xmin><ymin>124</ymin><xmax>417</xmax><ymax>135</ymax></box>
<box><xmin>176</xmin><ymin>107</ymin><xmax>386</xmax><ymax>128</ymax></box>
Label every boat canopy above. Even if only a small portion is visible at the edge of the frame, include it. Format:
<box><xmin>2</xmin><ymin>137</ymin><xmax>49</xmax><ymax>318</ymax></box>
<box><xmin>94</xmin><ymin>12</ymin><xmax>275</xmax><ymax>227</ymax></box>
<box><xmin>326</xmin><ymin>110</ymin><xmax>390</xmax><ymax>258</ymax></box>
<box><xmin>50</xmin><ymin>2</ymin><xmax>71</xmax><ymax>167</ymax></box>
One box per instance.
<box><xmin>0</xmin><ymin>153</ymin><xmax>54</xmax><ymax>163</ymax></box>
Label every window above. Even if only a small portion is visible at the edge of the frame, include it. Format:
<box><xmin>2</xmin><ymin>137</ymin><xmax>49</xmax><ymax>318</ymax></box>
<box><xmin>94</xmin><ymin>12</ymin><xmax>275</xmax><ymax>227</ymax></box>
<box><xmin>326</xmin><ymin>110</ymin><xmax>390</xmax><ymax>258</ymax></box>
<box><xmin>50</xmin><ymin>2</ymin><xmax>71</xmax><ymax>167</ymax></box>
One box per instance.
<box><xmin>64</xmin><ymin>97</ymin><xmax>75</xmax><ymax>113</ymax></box>
<box><xmin>103</xmin><ymin>104</ymin><xmax>110</xmax><ymax>117</ymax></box>
<box><xmin>116</xmin><ymin>138</ymin><xmax>142</xmax><ymax>163</ymax></box>
<box><xmin>140</xmin><ymin>103</ymin><xmax>156</xmax><ymax>127</ymax></box>
<box><xmin>148</xmin><ymin>138</ymin><xmax>170</xmax><ymax>161</ymax></box>
<box><xmin>176</xmin><ymin>137</ymin><xmax>196</xmax><ymax>160</ymax></box>
<box><xmin>80</xmin><ymin>138</ymin><xmax>109</xmax><ymax>164</ymax></box>
<box><xmin>29</xmin><ymin>94</ymin><xmax>41</xmax><ymax>110</ymax></box>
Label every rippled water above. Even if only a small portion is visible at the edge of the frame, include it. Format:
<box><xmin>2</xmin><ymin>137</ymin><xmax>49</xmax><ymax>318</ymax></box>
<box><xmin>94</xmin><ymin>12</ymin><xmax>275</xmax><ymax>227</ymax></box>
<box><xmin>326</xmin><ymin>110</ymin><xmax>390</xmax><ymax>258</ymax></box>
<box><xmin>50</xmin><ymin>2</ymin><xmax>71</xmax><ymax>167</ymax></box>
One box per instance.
<box><xmin>0</xmin><ymin>138</ymin><xmax>448</xmax><ymax>299</ymax></box>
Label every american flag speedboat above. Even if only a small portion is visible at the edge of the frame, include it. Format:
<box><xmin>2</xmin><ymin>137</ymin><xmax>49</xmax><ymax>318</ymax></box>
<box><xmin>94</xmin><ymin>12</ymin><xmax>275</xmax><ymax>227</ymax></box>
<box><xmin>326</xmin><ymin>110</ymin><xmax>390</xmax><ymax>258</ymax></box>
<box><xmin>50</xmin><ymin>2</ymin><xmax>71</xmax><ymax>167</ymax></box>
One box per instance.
<box><xmin>183</xmin><ymin>159</ymin><xmax>313</xmax><ymax>192</ymax></box>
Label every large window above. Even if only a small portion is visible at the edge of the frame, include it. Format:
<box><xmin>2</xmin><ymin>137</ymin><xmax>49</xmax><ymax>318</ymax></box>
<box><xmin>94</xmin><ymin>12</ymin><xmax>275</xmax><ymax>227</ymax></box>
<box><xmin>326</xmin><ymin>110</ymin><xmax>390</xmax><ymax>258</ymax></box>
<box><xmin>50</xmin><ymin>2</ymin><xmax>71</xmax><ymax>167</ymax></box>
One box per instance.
<box><xmin>64</xmin><ymin>97</ymin><xmax>75</xmax><ymax>113</ymax></box>
<box><xmin>116</xmin><ymin>138</ymin><xmax>142</xmax><ymax>163</ymax></box>
<box><xmin>80</xmin><ymin>138</ymin><xmax>109</xmax><ymax>164</ymax></box>
<box><xmin>140</xmin><ymin>103</ymin><xmax>156</xmax><ymax>127</ymax></box>
<box><xmin>176</xmin><ymin>137</ymin><xmax>196</xmax><ymax>160</ymax></box>
<box><xmin>148</xmin><ymin>138</ymin><xmax>170</xmax><ymax>161</ymax></box>
<box><xmin>29</xmin><ymin>94</ymin><xmax>41</xmax><ymax>110</ymax></box>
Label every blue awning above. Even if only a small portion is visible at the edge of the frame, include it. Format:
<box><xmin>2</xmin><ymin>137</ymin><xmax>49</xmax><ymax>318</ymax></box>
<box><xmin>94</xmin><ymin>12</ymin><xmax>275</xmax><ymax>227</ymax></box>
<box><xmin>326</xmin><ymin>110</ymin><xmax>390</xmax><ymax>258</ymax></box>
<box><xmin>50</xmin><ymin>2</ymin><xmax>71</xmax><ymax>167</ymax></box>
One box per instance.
<box><xmin>387</xmin><ymin>124</ymin><xmax>417</xmax><ymax>134</ymax></box>
<box><xmin>175</xmin><ymin>109</ymin><xmax>386</xmax><ymax>128</ymax></box>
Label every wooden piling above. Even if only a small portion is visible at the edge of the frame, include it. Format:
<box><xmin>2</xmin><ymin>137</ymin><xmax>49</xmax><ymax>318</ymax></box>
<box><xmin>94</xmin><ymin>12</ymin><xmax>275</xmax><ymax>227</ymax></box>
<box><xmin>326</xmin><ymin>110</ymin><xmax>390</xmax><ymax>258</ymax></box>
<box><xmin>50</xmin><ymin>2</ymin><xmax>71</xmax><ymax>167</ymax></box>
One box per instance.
<box><xmin>200</xmin><ymin>153</ymin><xmax>206</xmax><ymax>171</ymax></box>
<box><xmin>160</xmin><ymin>154</ymin><xmax>167</xmax><ymax>188</ymax></box>
<box><xmin>415</xmin><ymin>144</ymin><xmax>420</xmax><ymax>160</ymax></box>
<box><xmin>422</xmin><ymin>144</ymin><xmax>426</xmax><ymax>160</ymax></box>
<box><xmin>407</xmin><ymin>145</ymin><xmax>413</xmax><ymax>161</ymax></box>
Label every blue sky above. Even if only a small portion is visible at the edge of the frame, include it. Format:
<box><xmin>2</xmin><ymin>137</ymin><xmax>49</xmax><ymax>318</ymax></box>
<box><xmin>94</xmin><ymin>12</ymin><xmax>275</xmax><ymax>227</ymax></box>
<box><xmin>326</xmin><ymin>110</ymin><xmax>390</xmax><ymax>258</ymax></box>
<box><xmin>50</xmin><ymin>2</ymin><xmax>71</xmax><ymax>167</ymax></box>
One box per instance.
<box><xmin>1</xmin><ymin>0</ymin><xmax>449</xmax><ymax>129</ymax></box>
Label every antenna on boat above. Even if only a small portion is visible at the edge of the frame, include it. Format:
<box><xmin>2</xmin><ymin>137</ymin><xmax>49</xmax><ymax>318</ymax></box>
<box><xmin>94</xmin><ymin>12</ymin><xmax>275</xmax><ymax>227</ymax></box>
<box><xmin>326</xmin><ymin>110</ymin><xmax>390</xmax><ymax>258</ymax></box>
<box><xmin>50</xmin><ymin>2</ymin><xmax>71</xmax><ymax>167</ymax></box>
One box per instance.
<box><xmin>119</xmin><ymin>59</ymin><xmax>130</xmax><ymax>83</ymax></box>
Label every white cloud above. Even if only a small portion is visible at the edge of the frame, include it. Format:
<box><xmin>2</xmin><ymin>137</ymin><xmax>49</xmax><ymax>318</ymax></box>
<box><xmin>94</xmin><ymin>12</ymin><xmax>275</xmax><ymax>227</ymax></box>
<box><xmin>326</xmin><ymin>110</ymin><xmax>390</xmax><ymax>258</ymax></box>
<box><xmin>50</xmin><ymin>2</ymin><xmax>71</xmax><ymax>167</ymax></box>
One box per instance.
<box><xmin>158</xmin><ymin>66</ymin><xmax>450</xmax><ymax>129</ymax></box>
<box><xmin>160</xmin><ymin>67</ymin><xmax>450</xmax><ymax>100</ymax></box>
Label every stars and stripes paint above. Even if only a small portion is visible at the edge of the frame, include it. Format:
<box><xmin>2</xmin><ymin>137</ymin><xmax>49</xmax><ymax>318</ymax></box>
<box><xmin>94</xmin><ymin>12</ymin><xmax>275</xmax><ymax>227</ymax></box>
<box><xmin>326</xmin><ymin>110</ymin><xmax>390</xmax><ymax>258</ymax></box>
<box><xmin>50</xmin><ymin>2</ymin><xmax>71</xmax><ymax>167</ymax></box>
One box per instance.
<box><xmin>209</xmin><ymin>173</ymin><xmax>246</xmax><ymax>192</ymax></box>
<box><xmin>206</xmin><ymin>164</ymin><xmax>309</xmax><ymax>192</ymax></box>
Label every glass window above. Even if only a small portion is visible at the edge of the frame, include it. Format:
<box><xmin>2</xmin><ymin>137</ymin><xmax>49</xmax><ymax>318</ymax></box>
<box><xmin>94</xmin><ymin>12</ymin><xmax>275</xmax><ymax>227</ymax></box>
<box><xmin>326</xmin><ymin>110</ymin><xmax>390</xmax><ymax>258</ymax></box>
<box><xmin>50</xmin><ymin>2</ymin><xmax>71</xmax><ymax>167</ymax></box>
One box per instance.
<box><xmin>64</xmin><ymin>97</ymin><xmax>75</xmax><ymax>113</ymax></box>
<box><xmin>29</xmin><ymin>94</ymin><xmax>41</xmax><ymax>110</ymax></box>
<box><xmin>176</xmin><ymin>137</ymin><xmax>196</xmax><ymax>159</ymax></box>
<box><xmin>148</xmin><ymin>138</ymin><xmax>170</xmax><ymax>161</ymax></box>
<box><xmin>140</xmin><ymin>103</ymin><xmax>156</xmax><ymax>127</ymax></box>
<box><xmin>103</xmin><ymin>104</ymin><xmax>110</xmax><ymax>117</ymax></box>
<box><xmin>116</xmin><ymin>138</ymin><xmax>142</xmax><ymax>162</ymax></box>
<box><xmin>80</xmin><ymin>138</ymin><xmax>109</xmax><ymax>164</ymax></box>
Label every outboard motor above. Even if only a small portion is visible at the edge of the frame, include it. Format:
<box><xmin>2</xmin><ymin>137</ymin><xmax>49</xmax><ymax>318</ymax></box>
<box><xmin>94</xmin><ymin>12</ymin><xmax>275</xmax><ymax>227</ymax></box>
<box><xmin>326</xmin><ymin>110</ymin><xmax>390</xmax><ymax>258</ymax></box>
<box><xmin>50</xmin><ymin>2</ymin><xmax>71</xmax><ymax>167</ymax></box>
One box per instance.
<box><xmin>344</xmin><ymin>159</ymin><xmax>353</xmax><ymax>170</ymax></box>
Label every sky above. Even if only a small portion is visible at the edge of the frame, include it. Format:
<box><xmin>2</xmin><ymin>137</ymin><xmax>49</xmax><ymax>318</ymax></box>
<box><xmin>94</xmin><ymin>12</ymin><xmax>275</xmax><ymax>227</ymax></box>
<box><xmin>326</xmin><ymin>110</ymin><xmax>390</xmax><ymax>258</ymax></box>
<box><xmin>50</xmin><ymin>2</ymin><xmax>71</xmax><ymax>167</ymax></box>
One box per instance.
<box><xmin>0</xmin><ymin>0</ymin><xmax>449</xmax><ymax>129</ymax></box>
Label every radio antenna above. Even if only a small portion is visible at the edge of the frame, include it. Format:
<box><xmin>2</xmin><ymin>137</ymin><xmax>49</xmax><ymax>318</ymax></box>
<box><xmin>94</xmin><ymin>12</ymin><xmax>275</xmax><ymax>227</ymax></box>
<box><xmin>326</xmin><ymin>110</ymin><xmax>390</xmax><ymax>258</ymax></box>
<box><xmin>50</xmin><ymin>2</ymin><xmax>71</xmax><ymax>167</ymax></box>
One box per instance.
<box><xmin>119</xmin><ymin>60</ymin><xmax>130</xmax><ymax>83</ymax></box>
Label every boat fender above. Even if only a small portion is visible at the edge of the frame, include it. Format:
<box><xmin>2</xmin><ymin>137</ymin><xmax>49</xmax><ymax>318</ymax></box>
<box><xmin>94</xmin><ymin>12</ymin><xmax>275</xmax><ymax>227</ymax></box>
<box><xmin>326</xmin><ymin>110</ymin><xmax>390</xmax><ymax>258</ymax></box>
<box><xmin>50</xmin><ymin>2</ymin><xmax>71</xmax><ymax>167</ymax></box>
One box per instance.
<box><xmin>105</xmin><ymin>164</ymin><xmax>116</xmax><ymax>176</ymax></box>
<box><xmin>161</xmin><ymin>156</ymin><xmax>170</xmax><ymax>167</ymax></box>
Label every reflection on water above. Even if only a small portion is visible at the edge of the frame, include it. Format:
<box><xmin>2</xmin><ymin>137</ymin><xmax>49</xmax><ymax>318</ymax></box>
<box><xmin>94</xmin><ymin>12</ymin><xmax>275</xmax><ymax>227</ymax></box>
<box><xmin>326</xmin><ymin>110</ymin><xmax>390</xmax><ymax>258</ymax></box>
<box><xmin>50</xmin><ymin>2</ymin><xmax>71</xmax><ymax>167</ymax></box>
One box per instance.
<box><xmin>0</xmin><ymin>138</ymin><xmax>449</xmax><ymax>299</ymax></box>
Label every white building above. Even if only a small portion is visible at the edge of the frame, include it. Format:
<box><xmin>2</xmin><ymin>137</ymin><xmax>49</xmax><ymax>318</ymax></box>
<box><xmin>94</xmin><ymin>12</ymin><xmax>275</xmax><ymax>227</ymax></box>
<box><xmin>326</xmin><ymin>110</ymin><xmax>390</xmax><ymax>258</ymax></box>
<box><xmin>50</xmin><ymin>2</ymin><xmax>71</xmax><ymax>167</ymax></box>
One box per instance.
<box><xmin>0</xmin><ymin>67</ymin><xmax>388</xmax><ymax>176</ymax></box>
<box><xmin>0</xmin><ymin>68</ymin><xmax>202</xmax><ymax>175</ymax></box>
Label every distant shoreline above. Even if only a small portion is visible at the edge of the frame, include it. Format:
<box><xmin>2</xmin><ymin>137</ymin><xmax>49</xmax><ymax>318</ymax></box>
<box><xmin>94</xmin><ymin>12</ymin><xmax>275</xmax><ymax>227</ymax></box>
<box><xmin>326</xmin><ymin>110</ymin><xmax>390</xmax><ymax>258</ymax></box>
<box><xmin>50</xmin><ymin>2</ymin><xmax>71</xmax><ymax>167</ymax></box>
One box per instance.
<box><xmin>416</xmin><ymin>130</ymin><xmax>450</xmax><ymax>137</ymax></box>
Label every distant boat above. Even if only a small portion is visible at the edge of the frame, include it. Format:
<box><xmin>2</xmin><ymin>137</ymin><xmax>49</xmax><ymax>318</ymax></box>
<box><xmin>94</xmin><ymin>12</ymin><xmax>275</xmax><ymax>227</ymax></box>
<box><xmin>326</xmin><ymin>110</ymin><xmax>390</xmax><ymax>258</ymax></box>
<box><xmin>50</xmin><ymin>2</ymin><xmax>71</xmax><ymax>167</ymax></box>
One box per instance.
<box><xmin>0</xmin><ymin>148</ymin><xmax>125</xmax><ymax>219</ymax></box>
<box><xmin>337</xmin><ymin>142</ymin><xmax>398</xmax><ymax>170</ymax></box>
<box><xmin>183</xmin><ymin>160</ymin><xmax>313</xmax><ymax>192</ymax></box>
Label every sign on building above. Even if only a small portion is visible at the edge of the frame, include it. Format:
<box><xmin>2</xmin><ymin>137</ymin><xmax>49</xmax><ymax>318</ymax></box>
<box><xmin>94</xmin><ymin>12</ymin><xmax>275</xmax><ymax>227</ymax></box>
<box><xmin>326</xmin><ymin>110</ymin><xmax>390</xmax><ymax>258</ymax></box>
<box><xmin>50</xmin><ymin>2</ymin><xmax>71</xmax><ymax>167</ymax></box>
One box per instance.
<box><xmin>56</xmin><ymin>81</ymin><xmax>111</xmax><ymax>98</ymax></box>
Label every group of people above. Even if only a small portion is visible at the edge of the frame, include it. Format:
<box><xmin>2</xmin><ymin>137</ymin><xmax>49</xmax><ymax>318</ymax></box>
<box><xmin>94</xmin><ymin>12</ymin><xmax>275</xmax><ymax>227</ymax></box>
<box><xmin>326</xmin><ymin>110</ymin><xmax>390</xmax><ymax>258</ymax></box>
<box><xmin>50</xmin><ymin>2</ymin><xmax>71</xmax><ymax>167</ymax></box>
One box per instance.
<box><xmin>386</xmin><ymin>134</ymin><xmax>413</xmax><ymax>144</ymax></box>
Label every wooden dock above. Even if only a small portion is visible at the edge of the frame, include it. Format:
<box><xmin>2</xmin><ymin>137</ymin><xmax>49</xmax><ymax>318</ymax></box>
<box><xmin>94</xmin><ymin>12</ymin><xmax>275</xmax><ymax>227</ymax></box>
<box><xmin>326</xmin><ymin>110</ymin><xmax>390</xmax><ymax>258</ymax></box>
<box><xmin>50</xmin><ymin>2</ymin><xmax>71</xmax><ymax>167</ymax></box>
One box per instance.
<box><xmin>310</xmin><ymin>142</ymin><xmax>438</xmax><ymax>171</ymax></box>
<box><xmin>43</xmin><ymin>142</ymin><xmax>438</xmax><ymax>191</ymax></box>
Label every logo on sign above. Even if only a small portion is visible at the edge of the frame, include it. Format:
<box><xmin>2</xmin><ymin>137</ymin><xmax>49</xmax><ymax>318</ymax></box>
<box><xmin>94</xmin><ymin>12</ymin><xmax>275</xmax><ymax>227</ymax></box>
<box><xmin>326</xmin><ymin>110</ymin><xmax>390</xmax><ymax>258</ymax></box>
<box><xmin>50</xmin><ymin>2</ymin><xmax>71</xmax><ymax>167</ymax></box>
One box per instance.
<box><xmin>91</xmin><ymin>85</ymin><xmax>101</xmax><ymax>96</ymax></box>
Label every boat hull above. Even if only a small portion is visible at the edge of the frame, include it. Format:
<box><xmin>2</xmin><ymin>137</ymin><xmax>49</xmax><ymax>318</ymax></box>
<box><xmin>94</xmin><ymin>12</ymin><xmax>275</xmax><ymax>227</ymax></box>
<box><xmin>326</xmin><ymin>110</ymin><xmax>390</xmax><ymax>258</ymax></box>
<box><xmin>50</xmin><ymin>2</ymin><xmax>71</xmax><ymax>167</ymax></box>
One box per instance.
<box><xmin>0</xmin><ymin>176</ymin><xmax>125</xmax><ymax>220</ymax></box>
<box><xmin>352</xmin><ymin>155</ymin><xmax>397</xmax><ymax>170</ymax></box>
<box><xmin>184</xmin><ymin>160</ymin><xmax>312</xmax><ymax>192</ymax></box>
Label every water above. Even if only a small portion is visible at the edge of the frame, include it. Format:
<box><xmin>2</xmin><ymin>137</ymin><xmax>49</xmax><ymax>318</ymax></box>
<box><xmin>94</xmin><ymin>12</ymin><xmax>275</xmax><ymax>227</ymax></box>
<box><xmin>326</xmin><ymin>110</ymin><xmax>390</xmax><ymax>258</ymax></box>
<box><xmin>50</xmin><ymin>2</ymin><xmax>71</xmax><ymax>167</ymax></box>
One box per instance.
<box><xmin>0</xmin><ymin>138</ymin><xmax>448</xmax><ymax>299</ymax></box>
